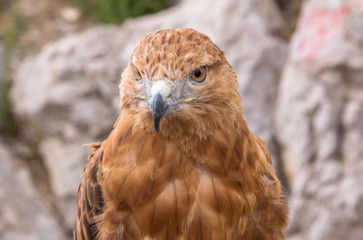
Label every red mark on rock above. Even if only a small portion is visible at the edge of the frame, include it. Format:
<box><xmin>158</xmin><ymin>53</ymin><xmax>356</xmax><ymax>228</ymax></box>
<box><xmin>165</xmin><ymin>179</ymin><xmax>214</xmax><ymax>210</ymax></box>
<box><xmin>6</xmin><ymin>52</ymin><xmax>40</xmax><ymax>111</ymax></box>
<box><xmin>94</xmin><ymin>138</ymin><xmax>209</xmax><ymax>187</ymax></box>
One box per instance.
<box><xmin>297</xmin><ymin>6</ymin><xmax>349</xmax><ymax>62</ymax></box>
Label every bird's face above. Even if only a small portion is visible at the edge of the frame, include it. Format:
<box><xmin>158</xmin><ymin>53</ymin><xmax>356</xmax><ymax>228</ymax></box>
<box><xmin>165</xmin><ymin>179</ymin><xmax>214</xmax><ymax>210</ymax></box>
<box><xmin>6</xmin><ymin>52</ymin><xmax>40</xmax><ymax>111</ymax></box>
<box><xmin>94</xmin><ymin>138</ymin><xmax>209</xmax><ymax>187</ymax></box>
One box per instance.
<box><xmin>133</xmin><ymin>65</ymin><xmax>207</xmax><ymax>133</ymax></box>
<box><xmin>119</xmin><ymin>28</ymin><xmax>241</xmax><ymax>137</ymax></box>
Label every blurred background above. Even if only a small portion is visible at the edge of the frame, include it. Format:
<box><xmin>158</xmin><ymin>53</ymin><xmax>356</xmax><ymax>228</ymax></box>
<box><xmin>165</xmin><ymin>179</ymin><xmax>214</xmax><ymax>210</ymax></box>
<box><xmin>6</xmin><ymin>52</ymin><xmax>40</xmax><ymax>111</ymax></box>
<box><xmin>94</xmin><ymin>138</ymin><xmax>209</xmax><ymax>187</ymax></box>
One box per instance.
<box><xmin>0</xmin><ymin>0</ymin><xmax>362</xmax><ymax>239</ymax></box>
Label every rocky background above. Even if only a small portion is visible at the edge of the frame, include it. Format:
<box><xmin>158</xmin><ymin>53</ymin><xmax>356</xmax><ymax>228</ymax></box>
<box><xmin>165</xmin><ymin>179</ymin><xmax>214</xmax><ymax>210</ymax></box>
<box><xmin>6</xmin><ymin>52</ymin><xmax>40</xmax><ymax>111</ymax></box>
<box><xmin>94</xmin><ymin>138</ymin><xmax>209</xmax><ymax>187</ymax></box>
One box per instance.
<box><xmin>0</xmin><ymin>0</ymin><xmax>362</xmax><ymax>239</ymax></box>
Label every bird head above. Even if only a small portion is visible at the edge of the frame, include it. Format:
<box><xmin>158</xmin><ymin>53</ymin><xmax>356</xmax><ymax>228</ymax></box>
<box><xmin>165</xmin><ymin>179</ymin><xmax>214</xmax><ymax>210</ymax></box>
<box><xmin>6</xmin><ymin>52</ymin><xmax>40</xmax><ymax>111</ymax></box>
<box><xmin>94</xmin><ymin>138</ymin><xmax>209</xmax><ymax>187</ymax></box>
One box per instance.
<box><xmin>119</xmin><ymin>28</ymin><xmax>242</xmax><ymax>138</ymax></box>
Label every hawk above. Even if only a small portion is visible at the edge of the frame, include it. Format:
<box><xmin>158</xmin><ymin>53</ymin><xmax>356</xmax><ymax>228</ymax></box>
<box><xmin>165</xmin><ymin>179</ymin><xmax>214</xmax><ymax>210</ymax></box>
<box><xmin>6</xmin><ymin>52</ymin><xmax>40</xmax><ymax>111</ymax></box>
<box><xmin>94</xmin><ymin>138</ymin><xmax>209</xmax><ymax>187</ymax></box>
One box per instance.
<box><xmin>74</xmin><ymin>28</ymin><xmax>288</xmax><ymax>240</ymax></box>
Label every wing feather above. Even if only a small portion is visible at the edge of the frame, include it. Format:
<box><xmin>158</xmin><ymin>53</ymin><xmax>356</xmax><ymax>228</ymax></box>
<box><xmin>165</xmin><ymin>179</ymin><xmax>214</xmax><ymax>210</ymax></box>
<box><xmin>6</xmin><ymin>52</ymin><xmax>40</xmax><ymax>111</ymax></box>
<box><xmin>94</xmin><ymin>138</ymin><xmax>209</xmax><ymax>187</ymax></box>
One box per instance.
<box><xmin>74</xmin><ymin>145</ymin><xmax>105</xmax><ymax>240</ymax></box>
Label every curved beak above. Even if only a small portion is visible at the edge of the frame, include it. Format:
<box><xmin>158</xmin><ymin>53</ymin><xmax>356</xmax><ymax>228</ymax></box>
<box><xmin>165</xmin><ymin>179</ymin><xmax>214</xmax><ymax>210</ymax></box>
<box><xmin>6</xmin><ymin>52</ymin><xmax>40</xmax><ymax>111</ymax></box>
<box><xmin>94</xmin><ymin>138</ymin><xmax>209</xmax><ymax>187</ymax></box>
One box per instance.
<box><xmin>151</xmin><ymin>92</ymin><xmax>170</xmax><ymax>133</ymax></box>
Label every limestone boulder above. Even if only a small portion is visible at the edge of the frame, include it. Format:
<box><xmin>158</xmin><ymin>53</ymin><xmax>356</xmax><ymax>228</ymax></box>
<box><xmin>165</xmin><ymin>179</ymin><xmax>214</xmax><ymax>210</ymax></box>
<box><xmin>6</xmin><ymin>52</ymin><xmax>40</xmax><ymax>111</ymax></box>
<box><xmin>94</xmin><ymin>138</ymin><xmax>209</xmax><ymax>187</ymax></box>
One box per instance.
<box><xmin>276</xmin><ymin>0</ymin><xmax>363</xmax><ymax>239</ymax></box>
<box><xmin>0</xmin><ymin>139</ymin><xmax>66</xmax><ymax>240</ymax></box>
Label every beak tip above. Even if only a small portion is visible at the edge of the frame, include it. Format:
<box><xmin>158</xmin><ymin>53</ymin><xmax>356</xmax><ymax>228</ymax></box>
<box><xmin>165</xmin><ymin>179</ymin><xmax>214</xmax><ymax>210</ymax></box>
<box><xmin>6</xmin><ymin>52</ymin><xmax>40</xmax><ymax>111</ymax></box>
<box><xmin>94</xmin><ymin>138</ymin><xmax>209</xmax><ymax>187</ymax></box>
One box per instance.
<box><xmin>154</xmin><ymin>122</ymin><xmax>160</xmax><ymax>133</ymax></box>
<box><xmin>151</xmin><ymin>92</ymin><xmax>169</xmax><ymax>134</ymax></box>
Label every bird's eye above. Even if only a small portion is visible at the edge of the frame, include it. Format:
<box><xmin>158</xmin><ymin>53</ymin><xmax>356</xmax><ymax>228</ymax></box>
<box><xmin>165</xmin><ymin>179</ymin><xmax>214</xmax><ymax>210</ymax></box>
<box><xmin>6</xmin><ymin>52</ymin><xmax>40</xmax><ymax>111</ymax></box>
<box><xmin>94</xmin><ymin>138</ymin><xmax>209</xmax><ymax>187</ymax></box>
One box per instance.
<box><xmin>134</xmin><ymin>67</ymin><xmax>142</xmax><ymax>82</ymax></box>
<box><xmin>190</xmin><ymin>66</ymin><xmax>207</xmax><ymax>83</ymax></box>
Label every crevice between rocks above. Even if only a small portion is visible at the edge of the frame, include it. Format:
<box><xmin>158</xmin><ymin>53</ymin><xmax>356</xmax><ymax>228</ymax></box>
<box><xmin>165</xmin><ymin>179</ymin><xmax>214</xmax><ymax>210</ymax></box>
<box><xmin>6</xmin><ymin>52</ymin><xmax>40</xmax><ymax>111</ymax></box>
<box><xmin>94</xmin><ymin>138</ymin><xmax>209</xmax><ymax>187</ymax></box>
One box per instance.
<box><xmin>334</xmin><ymin>65</ymin><xmax>350</xmax><ymax>164</ymax></box>
<box><xmin>273</xmin><ymin>0</ymin><xmax>304</xmax><ymax>40</ymax></box>
<box><xmin>270</xmin><ymin>135</ymin><xmax>291</xmax><ymax>195</ymax></box>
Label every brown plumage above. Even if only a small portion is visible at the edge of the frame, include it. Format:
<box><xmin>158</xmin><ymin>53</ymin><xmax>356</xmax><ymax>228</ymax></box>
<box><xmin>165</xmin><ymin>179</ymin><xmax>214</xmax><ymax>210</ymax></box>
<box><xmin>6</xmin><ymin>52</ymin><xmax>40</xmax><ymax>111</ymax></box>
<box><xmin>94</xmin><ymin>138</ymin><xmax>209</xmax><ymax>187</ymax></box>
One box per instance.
<box><xmin>74</xmin><ymin>28</ymin><xmax>288</xmax><ymax>240</ymax></box>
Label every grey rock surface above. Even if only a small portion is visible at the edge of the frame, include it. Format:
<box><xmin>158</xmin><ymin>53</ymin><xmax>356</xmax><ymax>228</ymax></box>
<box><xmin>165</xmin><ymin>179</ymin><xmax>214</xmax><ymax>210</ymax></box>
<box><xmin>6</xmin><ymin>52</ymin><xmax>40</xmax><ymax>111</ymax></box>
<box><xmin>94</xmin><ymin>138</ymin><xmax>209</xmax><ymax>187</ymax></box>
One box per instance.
<box><xmin>0</xmin><ymin>139</ymin><xmax>66</xmax><ymax>240</ymax></box>
<box><xmin>276</xmin><ymin>0</ymin><xmax>363</xmax><ymax>239</ymax></box>
<box><xmin>11</xmin><ymin>27</ymin><xmax>124</xmax><ymax>228</ymax></box>
<box><xmin>10</xmin><ymin>0</ymin><xmax>287</xmax><ymax>232</ymax></box>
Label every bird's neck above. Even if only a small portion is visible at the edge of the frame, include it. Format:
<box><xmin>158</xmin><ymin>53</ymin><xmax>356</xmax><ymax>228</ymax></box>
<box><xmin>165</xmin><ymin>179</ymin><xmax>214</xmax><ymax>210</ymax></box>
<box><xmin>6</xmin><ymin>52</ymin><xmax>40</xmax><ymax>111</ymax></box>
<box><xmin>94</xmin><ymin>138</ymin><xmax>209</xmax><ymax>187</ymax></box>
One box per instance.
<box><xmin>105</xmin><ymin>111</ymin><xmax>251</xmax><ymax>168</ymax></box>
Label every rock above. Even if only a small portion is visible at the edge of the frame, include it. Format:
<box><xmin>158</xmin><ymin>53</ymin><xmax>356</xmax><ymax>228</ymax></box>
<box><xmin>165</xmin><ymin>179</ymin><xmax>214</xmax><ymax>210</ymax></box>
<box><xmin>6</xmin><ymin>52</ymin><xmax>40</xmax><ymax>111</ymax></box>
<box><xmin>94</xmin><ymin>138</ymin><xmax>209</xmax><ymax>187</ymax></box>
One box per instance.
<box><xmin>276</xmin><ymin>0</ymin><xmax>363</xmax><ymax>239</ymax></box>
<box><xmin>11</xmin><ymin>26</ymin><xmax>124</xmax><ymax>228</ymax></box>
<box><xmin>0</xmin><ymin>139</ymin><xmax>66</xmax><ymax>240</ymax></box>
<box><xmin>10</xmin><ymin>0</ymin><xmax>287</xmax><ymax>231</ymax></box>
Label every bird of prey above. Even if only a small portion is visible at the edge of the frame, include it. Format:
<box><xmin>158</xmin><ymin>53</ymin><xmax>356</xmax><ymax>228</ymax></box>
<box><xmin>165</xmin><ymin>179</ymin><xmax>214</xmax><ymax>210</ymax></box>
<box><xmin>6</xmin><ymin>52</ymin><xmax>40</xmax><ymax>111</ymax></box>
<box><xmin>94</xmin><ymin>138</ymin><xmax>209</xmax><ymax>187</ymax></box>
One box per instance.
<box><xmin>74</xmin><ymin>28</ymin><xmax>288</xmax><ymax>240</ymax></box>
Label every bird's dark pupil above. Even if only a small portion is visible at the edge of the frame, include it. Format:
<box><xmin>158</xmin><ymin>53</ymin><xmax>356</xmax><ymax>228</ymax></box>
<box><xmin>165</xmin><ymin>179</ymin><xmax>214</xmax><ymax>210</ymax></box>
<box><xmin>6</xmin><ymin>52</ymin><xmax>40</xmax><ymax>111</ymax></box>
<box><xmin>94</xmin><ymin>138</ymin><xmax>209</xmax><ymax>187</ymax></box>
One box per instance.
<box><xmin>195</xmin><ymin>70</ymin><xmax>201</xmax><ymax>78</ymax></box>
